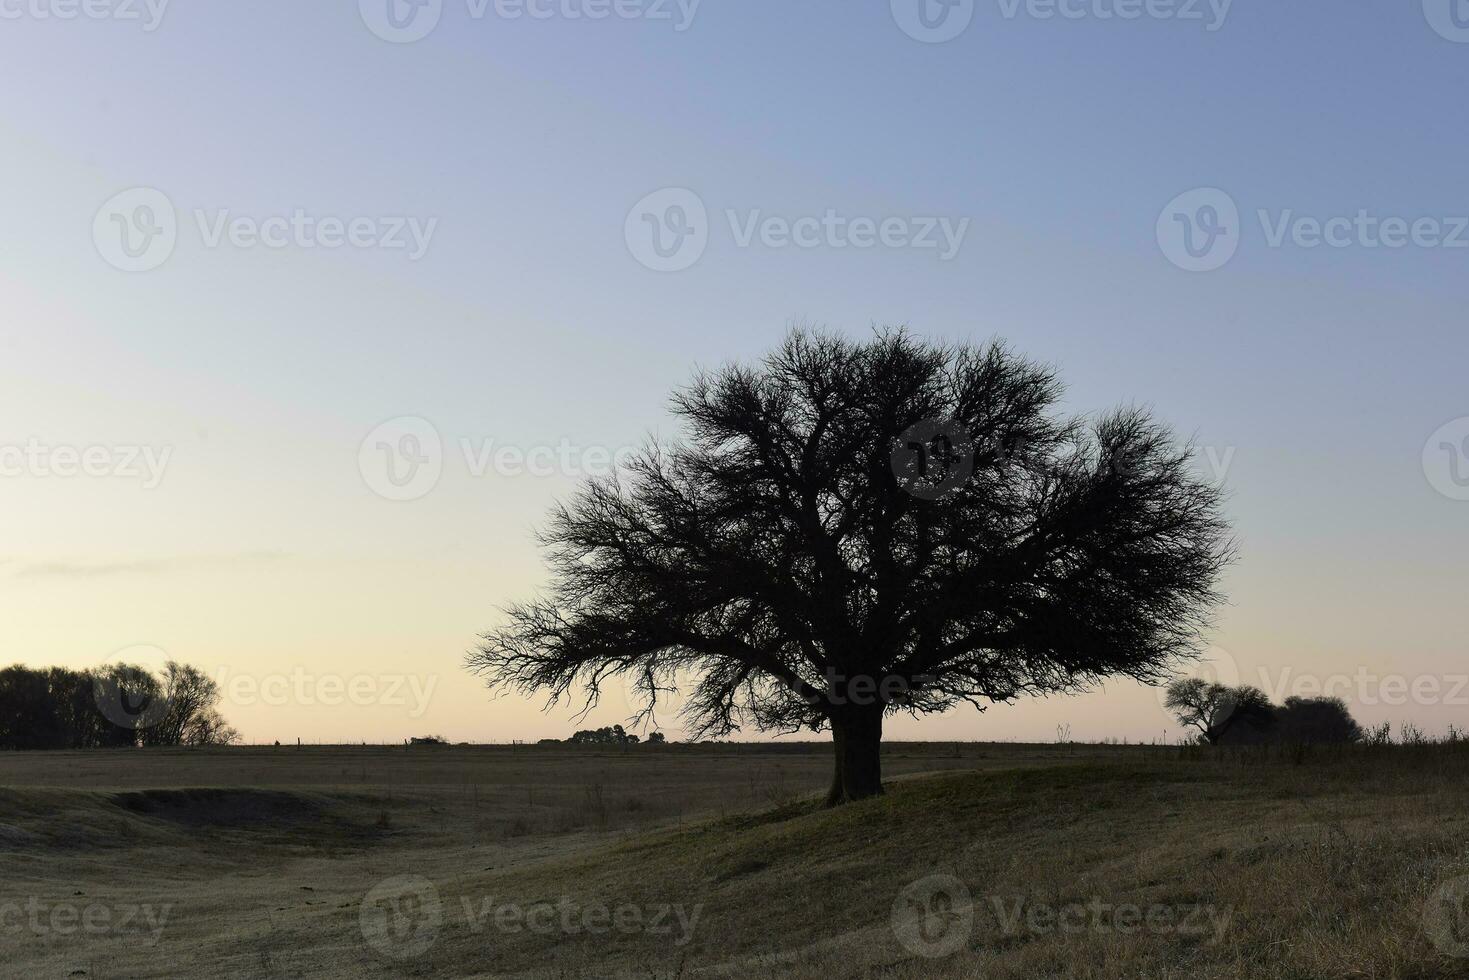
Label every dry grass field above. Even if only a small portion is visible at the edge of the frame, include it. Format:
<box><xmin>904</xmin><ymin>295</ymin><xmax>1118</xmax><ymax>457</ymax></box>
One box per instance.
<box><xmin>3</xmin><ymin>741</ymin><xmax>1469</xmax><ymax>979</ymax></box>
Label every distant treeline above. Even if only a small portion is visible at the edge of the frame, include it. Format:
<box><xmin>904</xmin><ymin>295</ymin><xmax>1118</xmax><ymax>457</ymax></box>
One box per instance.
<box><xmin>1217</xmin><ymin>695</ymin><xmax>1364</xmax><ymax>745</ymax></box>
<box><xmin>1165</xmin><ymin>679</ymin><xmax>1366</xmax><ymax>746</ymax></box>
<box><xmin>0</xmin><ymin>662</ymin><xmax>238</xmax><ymax>750</ymax></box>
<box><xmin>538</xmin><ymin>725</ymin><xmax>668</xmax><ymax>747</ymax></box>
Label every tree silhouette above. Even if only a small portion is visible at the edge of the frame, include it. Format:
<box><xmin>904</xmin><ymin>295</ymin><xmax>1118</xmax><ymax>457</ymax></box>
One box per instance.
<box><xmin>0</xmin><ymin>661</ymin><xmax>237</xmax><ymax>749</ymax></box>
<box><xmin>1273</xmin><ymin>696</ymin><xmax>1362</xmax><ymax>743</ymax></box>
<box><xmin>469</xmin><ymin>330</ymin><xmax>1232</xmax><ymax>803</ymax></box>
<box><xmin>145</xmin><ymin>663</ymin><xmax>223</xmax><ymax>747</ymax></box>
<box><xmin>567</xmin><ymin>724</ymin><xmax>640</xmax><ymax>746</ymax></box>
<box><xmin>1164</xmin><ymin>679</ymin><xmax>1274</xmax><ymax>745</ymax></box>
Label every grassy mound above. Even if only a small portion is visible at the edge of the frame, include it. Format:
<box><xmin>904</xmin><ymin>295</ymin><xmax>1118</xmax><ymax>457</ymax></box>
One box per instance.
<box><xmin>418</xmin><ymin>759</ymin><xmax>1469</xmax><ymax>978</ymax></box>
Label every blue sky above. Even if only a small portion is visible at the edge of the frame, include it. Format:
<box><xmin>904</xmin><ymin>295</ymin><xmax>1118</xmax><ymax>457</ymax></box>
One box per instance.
<box><xmin>2</xmin><ymin>1</ymin><xmax>1467</xmax><ymax>743</ymax></box>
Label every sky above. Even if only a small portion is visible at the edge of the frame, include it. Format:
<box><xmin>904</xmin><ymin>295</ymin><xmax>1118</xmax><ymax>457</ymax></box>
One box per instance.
<box><xmin>1</xmin><ymin>0</ymin><xmax>1467</xmax><ymax>745</ymax></box>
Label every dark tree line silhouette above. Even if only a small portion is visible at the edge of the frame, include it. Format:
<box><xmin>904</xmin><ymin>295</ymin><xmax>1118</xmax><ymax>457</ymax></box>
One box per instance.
<box><xmin>1165</xmin><ymin>678</ymin><xmax>1364</xmax><ymax>745</ymax></box>
<box><xmin>540</xmin><ymin>725</ymin><xmax>668</xmax><ymax>746</ymax></box>
<box><xmin>0</xmin><ymin>662</ymin><xmax>237</xmax><ymax>750</ymax></box>
<box><xmin>1220</xmin><ymin>695</ymin><xmax>1365</xmax><ymax>745</ymax></box>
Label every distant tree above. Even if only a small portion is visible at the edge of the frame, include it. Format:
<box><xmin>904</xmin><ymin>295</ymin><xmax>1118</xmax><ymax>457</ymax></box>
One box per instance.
<box><xmin>146</xmin><ymin>663</ymin><xmax>226</xmax><ymax>747</ymax></box>
<box><xmin>1272</xmin><ymin>696</ymin><xmax>1362</xmax><ymax>744</ymax></box>
<box><xmin>182</xmin><ymin>707</ymin><xmax>240</xmax><ymax>747</ymax></box>
<box><xmin>566</xmin><ymin>724</ymin><xmax>640</xmax><ymax>747</ymax></box>
<box><xmin>645</xmin><ymin>731</ymin><xmax>667</xmax><ymax>746</ymax></box>
<box><xmin>1164</xmin><ymin>679</ymin><xmax>1274</xmax><ymax>745</ymax></box>
<box><xmin>1171</xmin><ymin>685</ymin><xmax>1366</xmax><ymax>747</ymax></box>
<box><xmin>470</xmin><ymin>330</ymin><xmax>1232</xmax><ymax>804</ymax></box>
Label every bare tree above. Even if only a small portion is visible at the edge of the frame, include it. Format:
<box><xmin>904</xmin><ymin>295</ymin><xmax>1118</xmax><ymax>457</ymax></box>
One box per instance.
<box><xmin>148</xmin><ymin>663</ymin><xmax>224</xmax><ymax>747</ymax></box>
<box><xmin>1164</xmin><ymin>678</ymin><xmax>1274</xmax><ymax>744</ymax></box>
<box><xmin>469</xmin><ymin>330</ymin><xmax>1233</xmax><ymax>804</ymax></box>
<box><xmin>182</xmin><ymin>706</ymin><xmax>241</xmax><ymax>747</ymax></box>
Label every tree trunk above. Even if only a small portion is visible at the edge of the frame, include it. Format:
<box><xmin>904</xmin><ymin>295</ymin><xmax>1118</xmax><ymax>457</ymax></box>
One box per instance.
<box><xmin>824</xmin><ymin>708</ymin><xmax>884</xmax><ymax>806</ymax></box>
